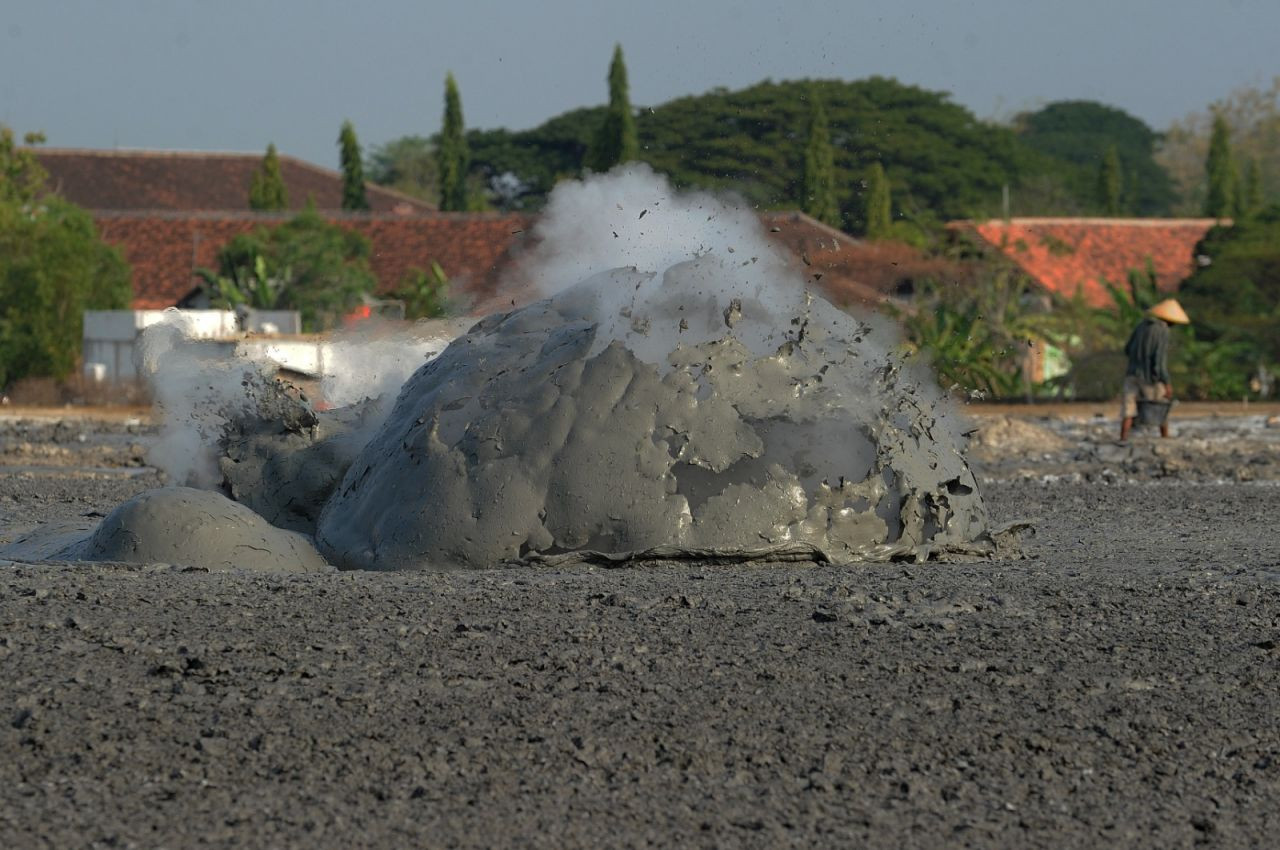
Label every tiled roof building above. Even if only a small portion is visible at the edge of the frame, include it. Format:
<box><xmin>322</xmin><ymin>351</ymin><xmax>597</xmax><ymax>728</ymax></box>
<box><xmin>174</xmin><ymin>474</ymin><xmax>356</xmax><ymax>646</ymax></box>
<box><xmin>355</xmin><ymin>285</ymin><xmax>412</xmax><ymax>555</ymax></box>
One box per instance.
<box><xmin>94</xmin><ymin>211</ymin><xmax>530</xmax><ymax>310</ymax></box>
<box><xmin>954</xmin><ymin>218</ymin><xmax>1222</xmax><ymax>307</ymax></box>
<box><xmin>95</xmin><ymin>208</ymin><xmax>954</xmax><ymax>314</ymax></box>
<box><xmin>761</xmin><ymin>211</ymin><xmax>975</xmax><ymax>305</ymax></box>
<box><xmin>35</xmin><ymin>148</ymin><xmax>433</xmax><ymax>214</ymax></box>
<box><xmin>37</xmin><ymin>146</ymin><xmax>964</xmax><ymax>315</ymax></box>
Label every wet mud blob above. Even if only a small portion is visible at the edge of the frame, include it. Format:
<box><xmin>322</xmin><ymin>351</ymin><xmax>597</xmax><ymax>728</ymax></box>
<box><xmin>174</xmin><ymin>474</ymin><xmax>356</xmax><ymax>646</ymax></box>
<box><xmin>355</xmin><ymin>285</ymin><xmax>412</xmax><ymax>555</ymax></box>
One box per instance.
<box><xmin>316</xmin><ymin>258</ymin><xmax>989</xmax><ymax>570</ymax></box>
<box><xmin>67</xmin><ymin>487</ymin><xmax>332</xmax><ymax>573</ymax></box>
<box><xmin>53</xmin><ymin>166</ymin><xmax>1001</xmax><ymax>573</ymax></box>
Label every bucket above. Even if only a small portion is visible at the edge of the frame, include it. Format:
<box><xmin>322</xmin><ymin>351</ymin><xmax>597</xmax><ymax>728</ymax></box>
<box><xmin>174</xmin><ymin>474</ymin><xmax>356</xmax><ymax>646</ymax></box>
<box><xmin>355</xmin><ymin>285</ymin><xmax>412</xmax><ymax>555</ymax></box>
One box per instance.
<box><xmin>1136</xmin><ymin>399</ymin><xmax>1171</xmax><ymax>427</ymax></box>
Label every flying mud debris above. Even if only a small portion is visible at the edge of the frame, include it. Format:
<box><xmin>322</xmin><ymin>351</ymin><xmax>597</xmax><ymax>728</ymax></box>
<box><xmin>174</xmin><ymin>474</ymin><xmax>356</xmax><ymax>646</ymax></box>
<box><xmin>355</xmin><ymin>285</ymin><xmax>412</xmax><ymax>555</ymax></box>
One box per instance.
<box><xmin>18</xmin><ymin>165</ymin><xmax>1001</xmax><ymax>572</ymax></box>
<box><xmin>315</xmin><ymin>257</ymin><xmax>991</xmax><ymax>570</ymax></box>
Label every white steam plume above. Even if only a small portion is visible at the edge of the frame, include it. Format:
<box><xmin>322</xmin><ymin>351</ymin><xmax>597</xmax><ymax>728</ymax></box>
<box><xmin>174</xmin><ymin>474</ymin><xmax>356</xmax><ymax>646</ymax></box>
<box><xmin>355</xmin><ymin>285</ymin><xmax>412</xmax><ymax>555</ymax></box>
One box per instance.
<box><xmin>135</xmin><ymin>310</ymin><xmax>273</xmax><ymax>488</ymax></box>
<box><xmin>319</xmin><ymin>322</ymin><xmax>462</xmax><ymax>410</ymax></box>
<box><xmin>512</xmin><ymin>163</ymin><xmax>967</xmax><ymax>445</ymax></box>
<box><xmin>523</xmin><ymin>162</ymin><xmax>793</xmax><ymax>298</ymax></box>
<box><xmin>137</xmin><ymin>312</ymin><xmax>461</xmax><ymax>488</ymax></box>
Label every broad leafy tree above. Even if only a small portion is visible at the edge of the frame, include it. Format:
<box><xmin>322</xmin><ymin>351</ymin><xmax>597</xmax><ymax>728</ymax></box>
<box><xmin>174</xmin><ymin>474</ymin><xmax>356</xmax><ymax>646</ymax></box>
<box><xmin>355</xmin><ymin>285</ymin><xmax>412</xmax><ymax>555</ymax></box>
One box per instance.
<box><xmin>394</xmin><ymin>261</ymin><xmax>451</xmax><ymax>319</ymax></box>
<box><xmin>437</xmin><ymin>73</ymin><xmax>470</xmax><ymax>211</ymax></box>
<box><xmin>249</xmin><ymin>143</ymin><xmax>289</xmax><ymax>211</ymax></box>
<box><xmin>463</xmin><ymin>108</ymin><xmax>605</xmax><ymax>210</ymax></box>
<box><xmin>199</xmin><ymin>206</ymin><xmax>375</xmax><ymax>330</ymax></box>
<box><xmin>463</xmin><ymin>77</ymin><xmax>1031</xmax><ymax>223</ymax></box>
<box><xmin>380</xmin><ymin>77</ymin><xmax>1192</xmax><ymax>227</ymax></box>
<box><xmin>0</xmin><ymin>126</ymin><xmax>132</xmax><ymax>386</ymax></box>
<box><xmin>366</xmin><ymin>135</ymin><xmax>438</xmax><ymax>203</ymax></box>
<box><xmin>586</xmin><ymin>44</ymin><xmax>639</xmax><ymax>173</ymax></box>
<box><xmin>802</xmin><ymin>94</ymin><xmax>839</xmax><ymax>227</ymax></box>
<box><xmin>1015</xmin><ymin>100</ymin><xmax>1174</xmax><ymax>216</ymax></box>
<box><xmin>1178</xmin><ymin>203</ymin><xmax>1280</xmax><ymax>365</ymax></box>
<box><xmin>338</xmin><ymin>120</ymin><xmax>369</xmax><ymax>211</ymax></box>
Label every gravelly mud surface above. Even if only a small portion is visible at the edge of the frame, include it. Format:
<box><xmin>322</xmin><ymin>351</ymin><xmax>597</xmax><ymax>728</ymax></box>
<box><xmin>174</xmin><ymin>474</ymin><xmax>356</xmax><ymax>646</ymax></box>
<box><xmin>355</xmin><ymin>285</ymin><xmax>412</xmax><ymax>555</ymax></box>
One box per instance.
<box><xmin>4</xmin><ymin>416</ymin><xmax>1280</xmax><ymax>847</ymax></box>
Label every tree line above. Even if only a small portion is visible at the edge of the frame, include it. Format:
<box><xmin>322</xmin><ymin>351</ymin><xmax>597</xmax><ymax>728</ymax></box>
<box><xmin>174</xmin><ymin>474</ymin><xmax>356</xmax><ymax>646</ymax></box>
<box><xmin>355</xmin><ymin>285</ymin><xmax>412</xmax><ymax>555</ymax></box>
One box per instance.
<box><xmin>358</xmin><ymin>52</ymin><xmax>1278</xmax><ymax>239</ymax></box>
<box><xmin>3</xmin><ymin>47</ymin><xmax>1278</xmax><ymax>395</ymax></box>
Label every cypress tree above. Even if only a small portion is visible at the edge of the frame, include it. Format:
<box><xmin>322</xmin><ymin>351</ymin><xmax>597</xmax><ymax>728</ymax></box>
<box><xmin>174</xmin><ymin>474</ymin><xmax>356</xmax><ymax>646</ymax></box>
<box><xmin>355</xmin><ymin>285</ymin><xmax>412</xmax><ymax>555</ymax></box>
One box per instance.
<box><xmin>436</xmin><ymin>72</ymin><xmax>470</xmax><ymax>211</ymax></box>
<box><xmin>338</xmin><ymin>120</ymin><xmax>369</xmax><ymax>211</ymax></box>
<box><xmin>586</xmin><ymin>44</ymin><xmax>639</xmax><ymax>172</ymax></box>
<box><xmin>802</xmin><ymin>94</ymin><xmax>840</xmax><ymax>227</ymax></box>
<box><xmin>1097</xmin><ymin>145</ymin><xmax>1123</xmax><ymax>216</ymax></box>
<box><xmin>1204</xmin><ymin>114</ymin><xmax>1236</xmax><ymax>219</ymax></box>
<box><xmin>864</xmin><ymin>162</ymin><xmax>892</xmax><ymax>239</ymax></box>
<box><xmin>1242</xmin><ymin>157</ymin><xmax>1263</xmax><ymax>218</ymax></box>
<box><xmin>249</xmin><ymin>143</ymin><xmax>288</xmax><ymax>211</ymax></box>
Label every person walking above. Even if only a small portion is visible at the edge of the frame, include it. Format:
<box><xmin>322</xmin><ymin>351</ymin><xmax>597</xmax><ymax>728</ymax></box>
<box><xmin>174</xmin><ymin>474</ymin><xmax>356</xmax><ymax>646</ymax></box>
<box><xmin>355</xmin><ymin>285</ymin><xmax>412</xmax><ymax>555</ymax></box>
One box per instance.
<box><xmin>1120</xmin><ymin>298</ymin><xmax>1190</xmax><ymax>440</ymax></box>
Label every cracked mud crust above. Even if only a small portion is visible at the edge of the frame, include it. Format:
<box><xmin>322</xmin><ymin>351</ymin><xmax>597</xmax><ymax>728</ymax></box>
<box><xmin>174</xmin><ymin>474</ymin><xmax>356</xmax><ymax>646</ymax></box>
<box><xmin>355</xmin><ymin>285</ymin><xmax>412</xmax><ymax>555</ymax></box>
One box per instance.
<box><xmin>3</xmin><ymin>414</ymin><xmax>1280</xmax><ymax>846</ymax></box>
<box><xmin>2</xmin><ymin>479</ymin><xmax>1280</xmax><ymax>847</ymax></box>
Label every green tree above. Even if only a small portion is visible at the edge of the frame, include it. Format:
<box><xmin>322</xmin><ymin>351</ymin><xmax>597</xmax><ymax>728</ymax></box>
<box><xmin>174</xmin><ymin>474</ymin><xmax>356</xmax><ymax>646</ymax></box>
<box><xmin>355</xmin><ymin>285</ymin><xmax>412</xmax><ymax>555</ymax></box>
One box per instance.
<box><xmin>1178</xmin><ymin>203</ymin><xmax>1280</xmax><ymax>368</ymax></box>
<box><xmin>586</xmin><ymin>44</ymin><xmax>639</xmax><ymax>173</ymax></box>
<box><xmin>863</xmin><ymin>162</ymin><xmax>892</xmax><ymax>238</ymax></box>
<box><xmin>463</xmin><ymin>109</ymin><xmax>605</xmax><ymax>210</ymax></box>
<box><xmin>1015</xmin><ymin>100</ymin><xmax>1176</xmax><ymax>216</ymax></box>
<box><xmin>1097</xmin><ymin>144</ymin><xmax>1123</xmax><ymax>215</ymax></box>
<box><xmin>249</xmin><ymin>143</ymin><xmax>289</xmax><ymax>211</ymax></box>
<box><xmin>888</xmin><ymin>266</ymin><xmax>1048</xmax><ymax>399</ymax></box>
<box><xmin>198</xmin><ymin>206</ymin><xmax>375</xmax><ymax>330</ymax></box>
<box><xmin>1158</xmin><ymin>77</ymin><xmax>1280</xmax><ymax>216</ymax></box>
<box><xmin>394</xmin><ymin>261</ymin><xmax>451</xmax><ymax>319</ymax></box>
<box><xmin>801</xmin><ymin>93</ymin><xmax>839</xmax><ymax>227</ymax></box>
<box><xmin>1242</xmin><ymin>158</ymin><xmax>1264</xmax><ymax>218</ymax></box>
<box><xmin>406</xmin><ymin>76</ymin><xmax>1172</xmax><ymax>224</ymax></box>
<box><xmin>1</xmin><ymin>126</ymin><xmax>47</xmax><ymax>203</ymax></box>
<box><xmin>460</xmin><ymin>77</ymin><xmax>1031</xmax><ymax>223</ymax></box>
<box><xmin>338</xmin><ymin>120</ymin><xmax>369</xmax><ymax>211</ymax></box>
<box><xmin>437</xmin><ymin>72</ymin><xmax>470</xmax><ymax>211</ymax></box>
<box><xmin>366</xmin><ymin>135</ymin><xmax>438</xmax><ymax>203</ymax></box>
<box><xmin>1204</xmin><ymin>114</ymin><xmax>1236</xmax><ymax>218</ymax></box>
<box><xmin>0</xmin><ymin>126</ymin><xmax>132</xmax><ymax>386</ymax></box>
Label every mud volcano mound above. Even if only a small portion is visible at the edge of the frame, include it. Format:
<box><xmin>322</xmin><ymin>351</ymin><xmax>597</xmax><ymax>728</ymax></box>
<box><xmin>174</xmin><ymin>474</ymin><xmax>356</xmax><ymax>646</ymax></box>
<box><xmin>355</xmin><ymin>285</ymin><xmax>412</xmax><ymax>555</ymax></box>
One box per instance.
<box><xmin>70</xmin><ymin>487</ymin><xmax>332</xmax><ymax>573</ymax></box>
<box><xmin>316</xmin><ymin>258</ymin><xmax>988</xmax><ymax>570</ymax></box>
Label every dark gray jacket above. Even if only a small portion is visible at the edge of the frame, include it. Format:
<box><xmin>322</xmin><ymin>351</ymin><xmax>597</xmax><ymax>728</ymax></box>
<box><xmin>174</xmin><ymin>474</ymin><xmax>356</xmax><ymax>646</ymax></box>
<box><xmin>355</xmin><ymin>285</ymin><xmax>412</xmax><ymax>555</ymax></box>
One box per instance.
<box><xmin>1124</xmin><ymin>317</ymin><xmax>1170</xmax><ymax>385</ymax></box>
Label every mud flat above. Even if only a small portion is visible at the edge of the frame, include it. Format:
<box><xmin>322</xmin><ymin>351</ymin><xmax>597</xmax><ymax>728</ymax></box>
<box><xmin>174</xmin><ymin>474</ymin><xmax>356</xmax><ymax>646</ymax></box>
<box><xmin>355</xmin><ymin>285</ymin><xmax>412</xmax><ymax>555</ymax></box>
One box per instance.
<box><xmin>3</xmin><ymin>418</ymin><xmax>1280</xmax><ymax>847</ymax></box>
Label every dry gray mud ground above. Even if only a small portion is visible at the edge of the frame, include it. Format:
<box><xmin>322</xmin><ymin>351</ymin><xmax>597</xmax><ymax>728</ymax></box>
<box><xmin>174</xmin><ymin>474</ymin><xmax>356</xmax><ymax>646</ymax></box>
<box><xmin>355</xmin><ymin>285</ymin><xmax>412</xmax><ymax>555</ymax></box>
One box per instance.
<box><xmin>3</xmin><ymin>413</ymin><xmax>1280</xmax><ymax>847</ymax></box>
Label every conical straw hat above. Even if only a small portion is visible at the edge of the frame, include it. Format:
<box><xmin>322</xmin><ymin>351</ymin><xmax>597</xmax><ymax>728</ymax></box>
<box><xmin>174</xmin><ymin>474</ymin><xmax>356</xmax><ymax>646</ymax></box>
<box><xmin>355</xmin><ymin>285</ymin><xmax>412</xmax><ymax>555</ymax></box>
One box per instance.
<box><xmin>1149</xmin><ymin>298</ymin><xmax>1190</xmax><ymax>324</ymax></box>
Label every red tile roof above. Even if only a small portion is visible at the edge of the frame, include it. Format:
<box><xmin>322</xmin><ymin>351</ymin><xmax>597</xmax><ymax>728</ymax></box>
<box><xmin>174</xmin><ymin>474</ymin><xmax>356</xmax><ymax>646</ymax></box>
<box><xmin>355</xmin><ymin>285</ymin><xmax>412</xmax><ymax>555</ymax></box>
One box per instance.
<box><xmin>471</xmin><ymin>210</ymin><xmax>958</xmax><ymax>314</ymax></box>
<box><xmin>95</xmin><ymin>208</ymin><xmax>948</xmax><ymax>315</ymax></box>
<box><xmin>94</xmin><ymin>211</ymin><xmax>530</xmax><ymax>310</ymax></box>
<box><xmin>760</xmin><ymin>212</ymin><xmax>975</xmax><ymax>305</ymax></box>
<box><xmin>35</xmin><ymin>148</ymin><xmax>433</xmax><ymax>214</ymax></box>
<box><xmin>954</xmin><ymin>218</ymin><xmax>1221</xmax><ymax>307</ymax></box>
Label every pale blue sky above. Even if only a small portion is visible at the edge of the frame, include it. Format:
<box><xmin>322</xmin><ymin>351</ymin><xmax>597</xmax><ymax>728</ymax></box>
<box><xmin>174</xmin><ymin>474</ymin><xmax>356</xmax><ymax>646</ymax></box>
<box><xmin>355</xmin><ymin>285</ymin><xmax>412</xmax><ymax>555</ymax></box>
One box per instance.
<box><xmin>3</xmin><ymin>0</ymin><xmax>1276</xmax><ymax>168</ymax></box>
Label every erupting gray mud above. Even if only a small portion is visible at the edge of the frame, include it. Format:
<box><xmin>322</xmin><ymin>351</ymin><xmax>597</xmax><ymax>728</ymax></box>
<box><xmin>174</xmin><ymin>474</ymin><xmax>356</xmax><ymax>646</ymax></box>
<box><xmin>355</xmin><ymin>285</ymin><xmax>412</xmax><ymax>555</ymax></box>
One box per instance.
<box><xmin>11</xmin><ymin>166</ymin><xmax>1001</xmax><ymax>571</ymax></box>
<box><xmin>315</xmin><ymin>261</ymin><xmax>989</xmax><ymax>569</ymax></box>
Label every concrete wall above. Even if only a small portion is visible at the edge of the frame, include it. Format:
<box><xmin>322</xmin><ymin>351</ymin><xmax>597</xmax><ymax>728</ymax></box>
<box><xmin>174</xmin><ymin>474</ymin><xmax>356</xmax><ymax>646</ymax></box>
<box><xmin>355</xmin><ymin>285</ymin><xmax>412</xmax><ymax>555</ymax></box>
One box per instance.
<box><xmin>83</xmin><ymin>309</ymin><xmax>302</xmax><ymax>380</ymax></box>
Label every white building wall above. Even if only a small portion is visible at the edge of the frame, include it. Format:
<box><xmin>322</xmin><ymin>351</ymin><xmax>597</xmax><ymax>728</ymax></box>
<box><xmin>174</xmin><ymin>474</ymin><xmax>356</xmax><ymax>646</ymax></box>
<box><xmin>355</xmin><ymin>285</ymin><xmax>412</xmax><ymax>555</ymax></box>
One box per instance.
<box><xmin>82</xmin><ymin>309</ymin><xmax>302</xmax><ymax>380</ymax></box>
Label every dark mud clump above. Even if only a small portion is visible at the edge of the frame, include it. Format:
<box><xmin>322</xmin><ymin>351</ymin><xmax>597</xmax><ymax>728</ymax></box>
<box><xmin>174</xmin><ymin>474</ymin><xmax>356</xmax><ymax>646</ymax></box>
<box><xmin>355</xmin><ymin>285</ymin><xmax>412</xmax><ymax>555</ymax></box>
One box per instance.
<box><xmin>316</xmin><ymin>260</ymin><xmax>990</xmax><ymax>570</ymax></box>
<box><xmin>219</xmin><ymin>390</ymin><xmax>378</xmax><ymax>534</ymax></box>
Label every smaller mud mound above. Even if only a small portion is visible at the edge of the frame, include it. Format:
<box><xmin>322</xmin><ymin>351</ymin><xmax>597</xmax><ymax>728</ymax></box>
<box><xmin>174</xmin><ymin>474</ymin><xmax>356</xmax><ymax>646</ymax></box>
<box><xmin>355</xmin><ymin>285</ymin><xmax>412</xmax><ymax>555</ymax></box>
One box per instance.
<box><xmin>72</xmin><ymin>487</ymin><xmax>332</xmax><ymax>573</ymax></box>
